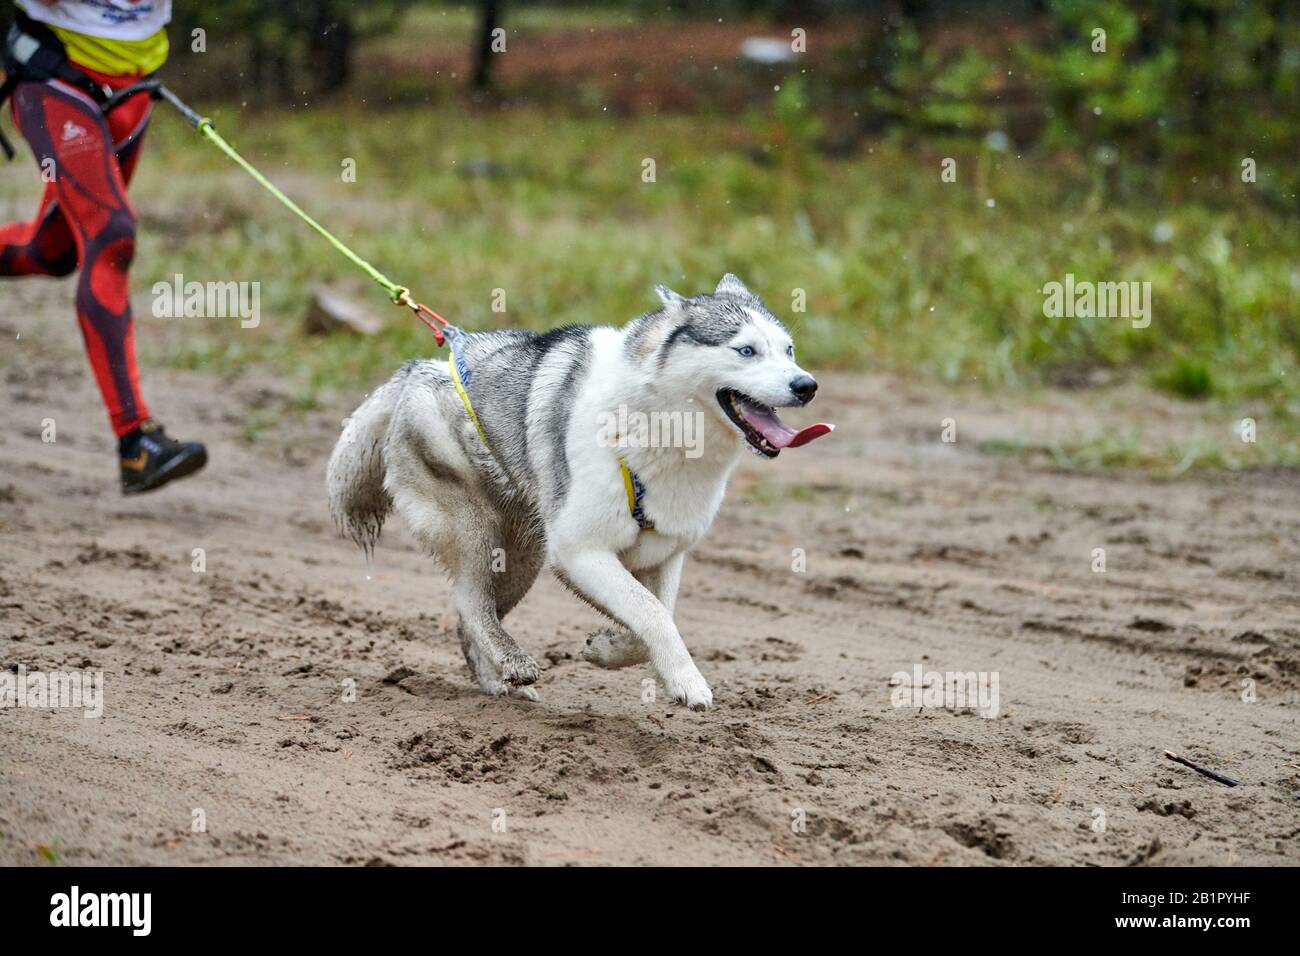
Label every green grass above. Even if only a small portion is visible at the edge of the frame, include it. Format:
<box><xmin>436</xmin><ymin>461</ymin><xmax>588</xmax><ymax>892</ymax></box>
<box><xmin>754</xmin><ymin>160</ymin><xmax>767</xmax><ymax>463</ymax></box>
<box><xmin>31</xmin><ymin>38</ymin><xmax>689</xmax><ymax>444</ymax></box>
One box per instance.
<box><xmin>2</xmin><ymin>84</ymin><xmax>1296</xmax><ymax>464</ymax></box>
<box><xmin>980</xmin><ymin>429</ymin><xmax>1300</xmax><ymax>474</ymax></box>
<box><xmin>34</xmin><ymin>840</ymin><xmax>60</xmax><ymax>865</ymax></box>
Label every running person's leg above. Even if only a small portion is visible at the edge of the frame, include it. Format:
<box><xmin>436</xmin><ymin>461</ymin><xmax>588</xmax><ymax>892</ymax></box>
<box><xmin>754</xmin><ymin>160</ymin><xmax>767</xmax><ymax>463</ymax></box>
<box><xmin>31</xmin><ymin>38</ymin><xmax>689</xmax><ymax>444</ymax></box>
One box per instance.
<box><xmin>10</xmin><ymin>79</ymin><xmax>150</xmax><ymax>434</ymax></box>
<box><xmin>5</xmin><ymin>78</ymin><xmax>205</xmax><ymax>492</ymax></box>
<box><xmin>0</xmin><ymin>81</ymin><xmax>149</xmax><ymax>278</ymax></box>
<box><xmin>0</xmin><ymin>181</ymin><xmax>78</xmax><ymax>278</ymax></box>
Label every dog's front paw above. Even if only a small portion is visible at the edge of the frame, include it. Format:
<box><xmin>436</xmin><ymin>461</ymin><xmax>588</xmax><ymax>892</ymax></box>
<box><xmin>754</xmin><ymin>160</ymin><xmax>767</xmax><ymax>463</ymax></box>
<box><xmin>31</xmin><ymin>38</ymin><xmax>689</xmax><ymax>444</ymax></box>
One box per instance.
<box><xmin>662</xmin><ymin>664</ymin><xmax>713</xmax><ymax>711</ymax></box>
<box><xmin>583</xmin><ymin>628</ymin><xmax>650</xmax><ymax>670</ymax></box>
<box><xmin>498</xmin><ymin>651</ymin><xmax>540</xmax><ymax>686</ymax></box>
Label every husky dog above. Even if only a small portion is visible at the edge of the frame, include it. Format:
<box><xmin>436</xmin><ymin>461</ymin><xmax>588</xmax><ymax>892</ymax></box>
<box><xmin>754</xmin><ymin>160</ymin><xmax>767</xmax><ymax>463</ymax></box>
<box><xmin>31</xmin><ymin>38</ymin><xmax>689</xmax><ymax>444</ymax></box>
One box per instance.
<box><xmin>327</xmin><ymin>275</ymin><xmax>830</xmax><ymax>710</ymax></box>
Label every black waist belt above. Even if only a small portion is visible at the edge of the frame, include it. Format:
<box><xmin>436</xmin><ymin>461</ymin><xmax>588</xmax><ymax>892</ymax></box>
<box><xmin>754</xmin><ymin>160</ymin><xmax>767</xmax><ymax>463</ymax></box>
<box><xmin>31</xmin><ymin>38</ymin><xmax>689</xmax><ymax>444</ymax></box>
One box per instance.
<box><xmin>0</xmin><ymin>11</ymin><xmax>114</xmax><ymax>160</ymax></box>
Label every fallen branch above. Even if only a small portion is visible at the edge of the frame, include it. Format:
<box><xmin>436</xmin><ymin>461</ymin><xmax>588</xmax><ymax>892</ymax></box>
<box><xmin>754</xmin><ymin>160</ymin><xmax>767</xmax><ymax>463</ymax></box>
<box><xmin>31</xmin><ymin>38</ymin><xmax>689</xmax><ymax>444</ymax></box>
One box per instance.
<box><xmin>1164</xmin><ymin>750</ymin><xmax>1240</xmax><ymax>787</ymax></box>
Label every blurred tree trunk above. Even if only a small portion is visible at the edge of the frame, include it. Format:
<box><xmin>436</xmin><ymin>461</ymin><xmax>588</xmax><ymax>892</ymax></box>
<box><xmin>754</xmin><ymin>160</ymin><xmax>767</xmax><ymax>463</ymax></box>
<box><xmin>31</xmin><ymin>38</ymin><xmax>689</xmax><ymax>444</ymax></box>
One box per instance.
<box><xmin>1183</xmin><ymin>2</ymin><xmax>1218</xmax><ymax>140</ymax></box>
<box><xmin>272</xmin><ymin>46</ymin><xmax>292</xmax><ymax>100</ymax></box>
<box><xmin>308</xmin><ymin>2</ymin><xmax>354</xmax><ymax>94</ymax></box>
<box><xmin>248</xmin><ymin>33</ymin><xmax>266</xmax><ymax>98</ymax></box>
<box><xmin>472</xmin><ymin>0</ymin><xmax>504</xmax><ymax>93</ymax></box>
<box><xmin>859</xmin><ymin>0</ymin><xmax>907</xmax><ymax>132</ymax></box>
<box><xmin>775</xmin><ymin>0</ymin><xmax>829</xmax><ymax>21</ymax></box>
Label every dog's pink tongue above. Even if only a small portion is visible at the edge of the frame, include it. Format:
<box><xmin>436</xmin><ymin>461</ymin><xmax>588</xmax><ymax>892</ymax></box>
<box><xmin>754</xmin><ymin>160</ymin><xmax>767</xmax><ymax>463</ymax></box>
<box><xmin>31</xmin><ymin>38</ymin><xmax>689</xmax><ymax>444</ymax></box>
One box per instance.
<box><xmin>741</xmin><ymin>405</ymin><xmax>835</xmax><ymax>449</ymax></box>
<box><xmin>788</xmin><ymin>422</ymin><xmax>834</xmax><ymax>447</ymax></box>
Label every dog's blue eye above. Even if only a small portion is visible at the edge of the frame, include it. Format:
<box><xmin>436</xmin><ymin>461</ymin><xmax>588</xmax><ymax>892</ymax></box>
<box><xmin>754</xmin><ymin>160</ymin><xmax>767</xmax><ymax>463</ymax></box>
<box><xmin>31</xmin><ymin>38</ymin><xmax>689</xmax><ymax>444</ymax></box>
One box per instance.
<box><xmin>735</xmin><ymin>346</ymin><xmax>756</xmax><ymax>358</ymax></box>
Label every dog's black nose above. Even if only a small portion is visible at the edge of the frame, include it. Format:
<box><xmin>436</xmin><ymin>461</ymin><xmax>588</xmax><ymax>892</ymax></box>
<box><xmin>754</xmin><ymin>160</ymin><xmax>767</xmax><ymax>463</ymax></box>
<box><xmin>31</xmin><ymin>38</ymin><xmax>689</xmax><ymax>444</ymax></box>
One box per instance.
<box><xmin>790</xmin><ymin>374</ymin><xmax>818</xmax><ymax>404</ymax></box>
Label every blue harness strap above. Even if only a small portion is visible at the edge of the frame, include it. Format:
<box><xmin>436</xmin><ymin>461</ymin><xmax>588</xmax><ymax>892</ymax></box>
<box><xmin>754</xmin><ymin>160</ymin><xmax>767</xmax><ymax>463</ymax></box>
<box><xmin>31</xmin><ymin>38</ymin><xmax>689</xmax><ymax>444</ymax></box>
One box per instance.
<box><xmin>618</xmin><ymin>456</ymin><xmax>655</xmax><ymax>532</ymax></box>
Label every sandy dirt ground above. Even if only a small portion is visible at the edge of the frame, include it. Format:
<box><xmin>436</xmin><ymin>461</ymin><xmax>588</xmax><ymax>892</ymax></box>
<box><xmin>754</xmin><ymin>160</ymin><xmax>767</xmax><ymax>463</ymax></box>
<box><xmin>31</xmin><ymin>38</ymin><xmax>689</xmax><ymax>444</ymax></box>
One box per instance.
<box><xmin>2</xmin><ymin>283</ymin><xmax>1297</xmax><ymax>866</ymax></box>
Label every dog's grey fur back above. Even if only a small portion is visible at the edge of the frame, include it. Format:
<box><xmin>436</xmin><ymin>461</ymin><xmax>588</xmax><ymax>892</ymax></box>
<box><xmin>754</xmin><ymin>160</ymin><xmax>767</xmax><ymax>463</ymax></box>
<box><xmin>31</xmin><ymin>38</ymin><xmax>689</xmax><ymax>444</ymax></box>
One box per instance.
<box><xmin>454</xmin><ymin>325</ymin><xmax>592</xmax><ymax>511</ymax></box>
<box><xmin>327</xmin><ymin>326</ymin><xmax>596</xmax><ymax>554</ymax></box>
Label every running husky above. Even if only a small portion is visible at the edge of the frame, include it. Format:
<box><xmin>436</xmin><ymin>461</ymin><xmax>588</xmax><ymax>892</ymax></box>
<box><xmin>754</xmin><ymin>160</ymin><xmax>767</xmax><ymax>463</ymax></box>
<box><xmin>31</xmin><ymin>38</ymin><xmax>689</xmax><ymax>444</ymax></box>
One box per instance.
<box><xmin>327</xmin><ymin>274</ymin><xmax>831</xmax><ymax>710</ymax></box>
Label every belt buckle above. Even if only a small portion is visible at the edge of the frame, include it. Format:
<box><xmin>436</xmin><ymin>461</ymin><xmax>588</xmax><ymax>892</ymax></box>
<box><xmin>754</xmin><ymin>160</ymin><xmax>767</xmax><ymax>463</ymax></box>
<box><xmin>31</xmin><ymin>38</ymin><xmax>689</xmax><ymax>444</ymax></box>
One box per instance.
<box><xmin>10</xmin><ymin>30</ymin><xmax>42</xmax><ymax>67</ymax></box>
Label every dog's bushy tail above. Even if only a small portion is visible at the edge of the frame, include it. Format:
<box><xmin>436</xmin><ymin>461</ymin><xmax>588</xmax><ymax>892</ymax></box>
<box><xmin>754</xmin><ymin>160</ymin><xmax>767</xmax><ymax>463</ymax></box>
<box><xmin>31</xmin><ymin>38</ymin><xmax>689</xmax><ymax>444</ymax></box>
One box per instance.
<box><xmin>327</xmin><ymin>376</ymin><xmax>401</xmax><ymax>556</ymax></box>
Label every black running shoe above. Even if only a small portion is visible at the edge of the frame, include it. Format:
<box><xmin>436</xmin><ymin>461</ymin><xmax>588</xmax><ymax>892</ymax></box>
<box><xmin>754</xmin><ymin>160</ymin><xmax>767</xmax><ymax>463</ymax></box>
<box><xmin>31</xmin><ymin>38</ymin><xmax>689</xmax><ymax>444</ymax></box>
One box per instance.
<box><xmin>119</xmin><ymin>419</ymin><xmax>207</xmax><ymax>495</ymax></box>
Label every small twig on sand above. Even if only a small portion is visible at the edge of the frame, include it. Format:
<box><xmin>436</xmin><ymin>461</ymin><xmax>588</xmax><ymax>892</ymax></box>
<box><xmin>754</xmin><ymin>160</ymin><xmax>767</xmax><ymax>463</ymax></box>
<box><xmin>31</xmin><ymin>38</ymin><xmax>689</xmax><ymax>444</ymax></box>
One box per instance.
<box><xmin>772</xmin><ymin>843</ymin><xmax>800</xmax><ymax>862</ymax></box>
<box><xmin>1164</xmin><ymin>750</ymin><xmax>1240</xmax><ymax>787</ymax></box>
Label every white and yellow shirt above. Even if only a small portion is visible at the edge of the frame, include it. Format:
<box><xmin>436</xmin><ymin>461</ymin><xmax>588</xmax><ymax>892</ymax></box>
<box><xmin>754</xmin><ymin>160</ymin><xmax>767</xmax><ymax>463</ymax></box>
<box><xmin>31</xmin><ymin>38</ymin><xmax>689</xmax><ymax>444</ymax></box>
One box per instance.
<box><xmin>16</xmin><ymin>0</ymin><xmax>171</xmax><ymax>76</ymax></box>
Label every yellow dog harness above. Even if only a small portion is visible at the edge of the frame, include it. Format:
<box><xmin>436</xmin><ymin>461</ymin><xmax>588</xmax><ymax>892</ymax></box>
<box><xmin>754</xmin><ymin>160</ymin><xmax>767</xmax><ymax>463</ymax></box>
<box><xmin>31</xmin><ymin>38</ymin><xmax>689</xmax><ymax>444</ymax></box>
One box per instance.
<box><xmin>447</xmin><ymin>351</ymin><xmax>655</xmax><ymax>532</ymax></box>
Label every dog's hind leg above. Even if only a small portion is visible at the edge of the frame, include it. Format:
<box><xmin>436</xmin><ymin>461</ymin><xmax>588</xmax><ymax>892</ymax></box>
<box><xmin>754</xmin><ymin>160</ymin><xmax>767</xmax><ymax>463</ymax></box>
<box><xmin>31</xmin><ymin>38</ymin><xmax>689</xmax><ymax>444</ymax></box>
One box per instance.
<box><xmin>404</xmin><ymin>500</ymin><xmax>540</xmax><ymax>694</ymax></box>
<box><xmin>446</xmin><ymin>514</ymin><xmax>541</xmax><ymax>689</ymax></box>
<box><xmin>494</xmin><ymin>518</ymin><xmax>545</xmax><ymax>621</ymax></box>
<box><xmin>459</xmin><ymin>621</ymin><xmax>538</xmax><ymax>701</ymax></box>
<box><xmin>456</xmin><ymin>521</ymin><xmax>544</xmax><ymax>699</ymax></box>
<box><xmin>384</xmin><ymin>420</ymin><xmax>538</xmax><ymax>694</ymax></box>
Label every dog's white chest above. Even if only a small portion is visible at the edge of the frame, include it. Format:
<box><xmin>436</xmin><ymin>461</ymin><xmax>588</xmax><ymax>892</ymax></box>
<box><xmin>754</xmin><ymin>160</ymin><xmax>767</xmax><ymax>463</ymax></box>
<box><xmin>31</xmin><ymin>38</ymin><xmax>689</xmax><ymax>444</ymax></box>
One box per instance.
<box><xmin>620</xmin><ymin>466</ymin><xmax>730</xmax><ymax>567</ymax></box>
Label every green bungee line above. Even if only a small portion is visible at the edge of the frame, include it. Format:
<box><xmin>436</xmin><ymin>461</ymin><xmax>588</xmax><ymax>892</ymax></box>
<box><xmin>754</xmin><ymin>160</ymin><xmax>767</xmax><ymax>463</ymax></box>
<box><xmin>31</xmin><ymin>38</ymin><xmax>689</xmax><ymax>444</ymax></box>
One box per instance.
<box><xmin>100</xmin><ymin>80</ymin><xmax>452</xmax><ymax>338</ymax></box>
<box><xmin>193</xmin><ymin>118</ymin><xmax>407</xmax><ymax>303</ymax></box>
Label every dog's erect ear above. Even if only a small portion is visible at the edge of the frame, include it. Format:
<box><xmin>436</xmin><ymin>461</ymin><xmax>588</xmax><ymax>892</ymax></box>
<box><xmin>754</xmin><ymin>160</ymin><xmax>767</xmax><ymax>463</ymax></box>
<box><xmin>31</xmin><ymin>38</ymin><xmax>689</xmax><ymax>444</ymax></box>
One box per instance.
<box><xmin>715</xmin><ymin>273</ymin><xmax>753</xmax><ymax>298</ymax></box>
<box><xmin>655</xmin><ymin>284</ymin><xmax>684</xmax><ymax>306</ymax></box>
